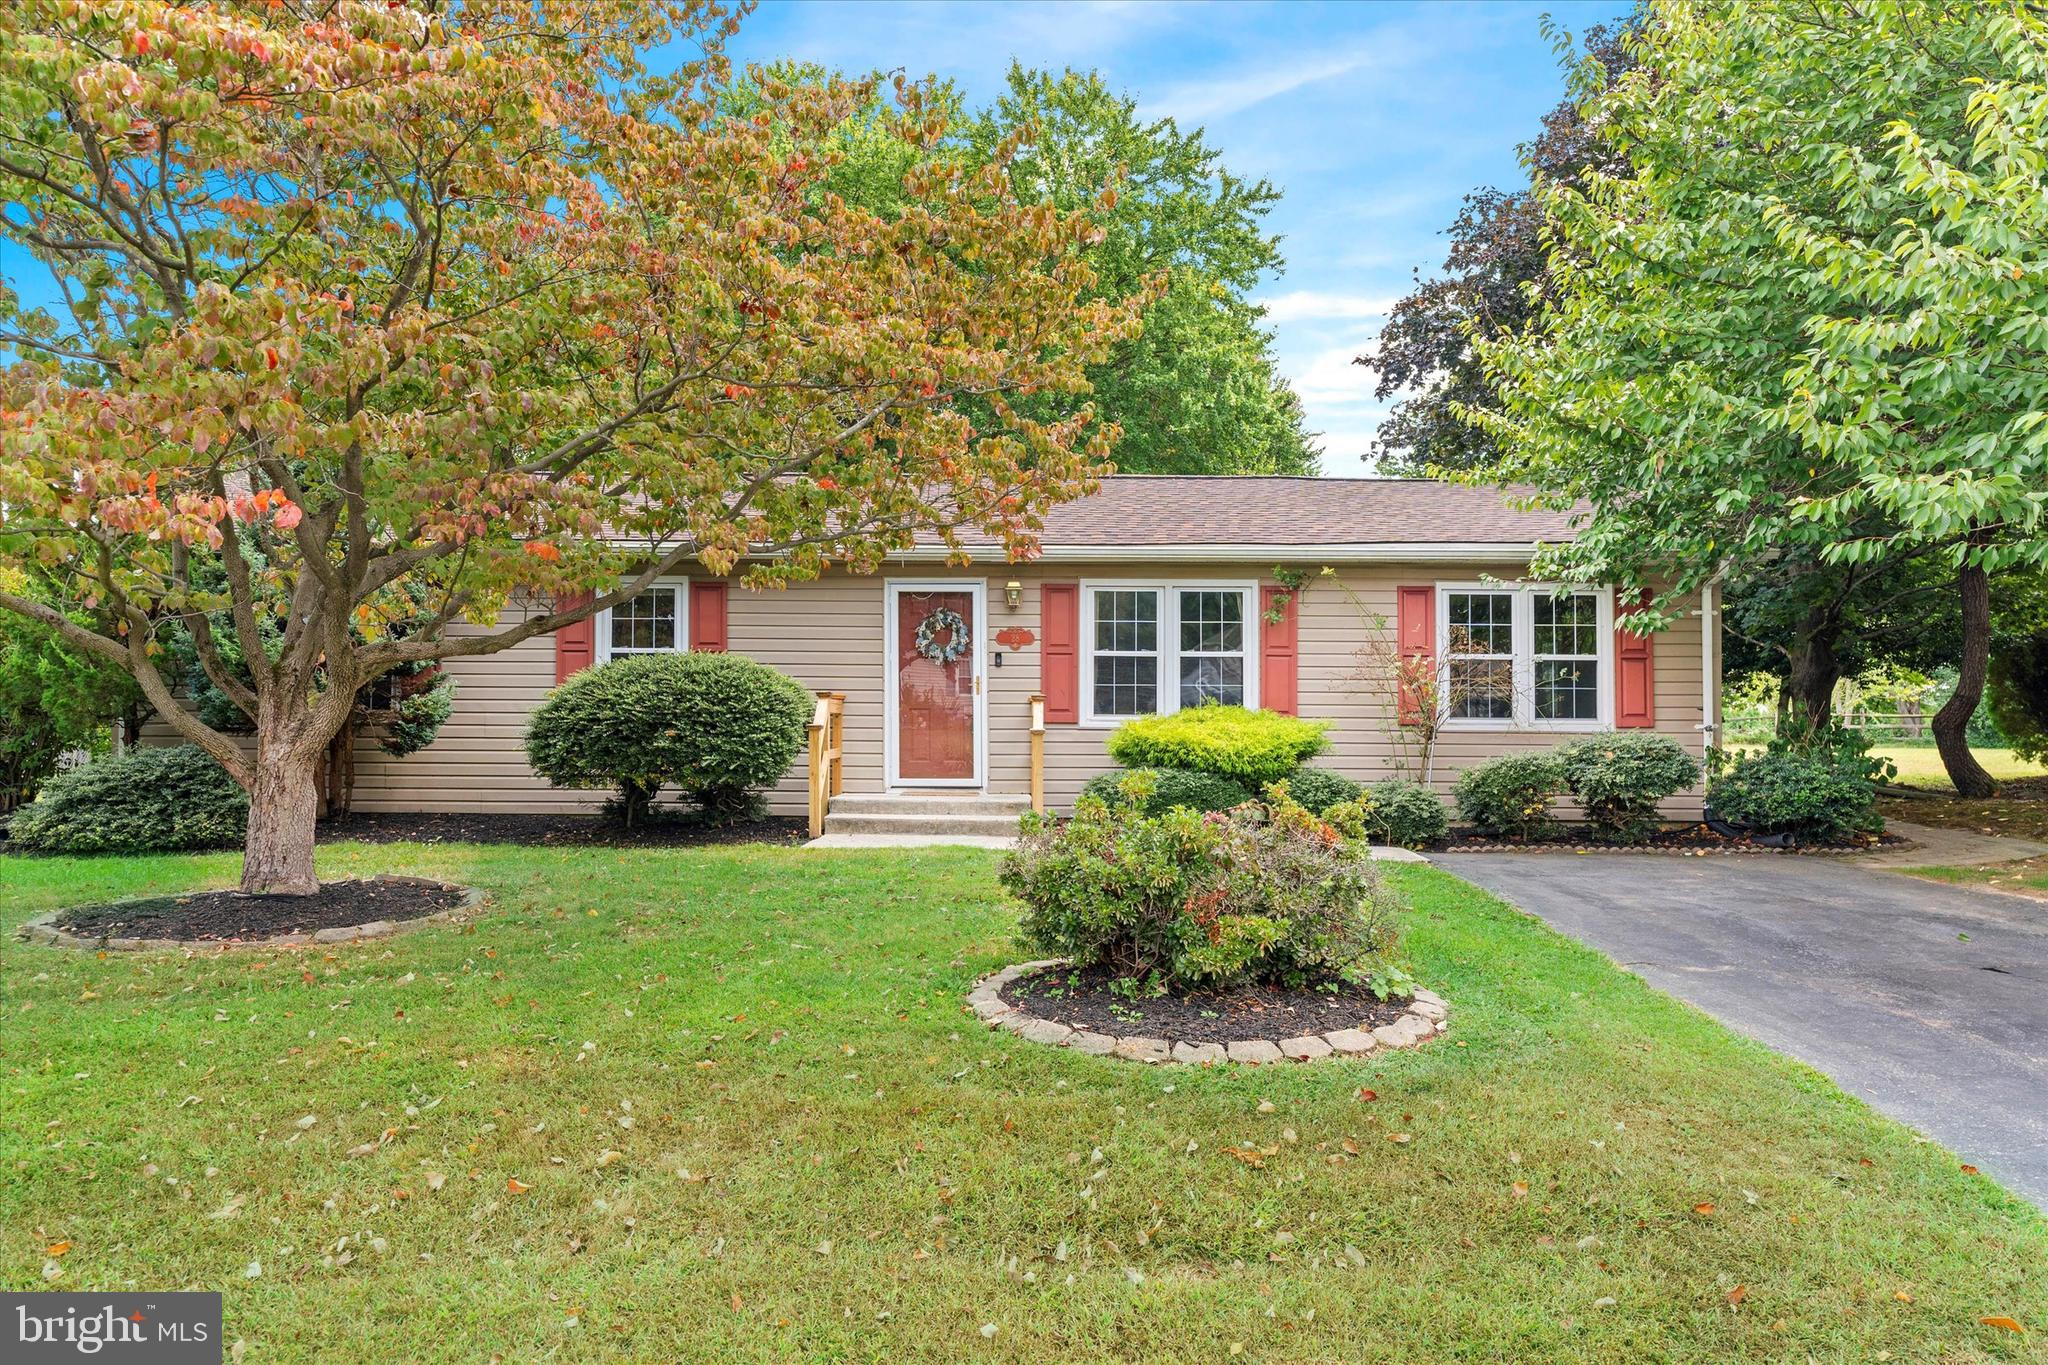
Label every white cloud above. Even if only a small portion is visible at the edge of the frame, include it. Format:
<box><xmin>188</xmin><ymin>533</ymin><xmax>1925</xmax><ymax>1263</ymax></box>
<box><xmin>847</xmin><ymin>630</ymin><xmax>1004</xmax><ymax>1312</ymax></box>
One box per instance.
<box><xmin>1287</xmin><ymin>339</ymin><xmax>1383</xmax><ymax>409</ymax></box>
<box><xmin>1148</xmin><ymin>50</ymin><xmax>1370</xmax><ymax>123</ymax></box>
<box><xmin>1257</xmin><ymin>290</ymin><xmax>1397</xmax><ymax>323</ymax></box>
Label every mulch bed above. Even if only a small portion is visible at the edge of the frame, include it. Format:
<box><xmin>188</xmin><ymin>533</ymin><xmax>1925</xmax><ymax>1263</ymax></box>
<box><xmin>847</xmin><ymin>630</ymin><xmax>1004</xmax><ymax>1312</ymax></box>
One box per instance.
<box><xmin>55</xmin><ymin>878</ymin><xmax>469</xmax><ymax>942</ymax></box>
<box><xmin>1000</xmin><ymin>964</ymin><xmax>1413</xmax><ymax>1046</ymax></box>
<box><xmin>316</xmin><ymin>811</ymin><xmax>808</xmax><ymax>848</ymax></box>
<box><xmin>1440</xmin><ymin>822</ymin><xmax>1903</xmax><ymax>855</ymax></box>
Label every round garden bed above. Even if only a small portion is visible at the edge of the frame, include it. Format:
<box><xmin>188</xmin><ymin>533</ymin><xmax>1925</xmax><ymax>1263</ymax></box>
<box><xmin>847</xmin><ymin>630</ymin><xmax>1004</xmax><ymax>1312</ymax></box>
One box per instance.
<box><xmin>17</xmin><ymin>874</ymin><xmax>481</xmax><ymax>952</ymax></box>
<box><xmin>969</xmin><ymin>959</ymin><xmax>1448</xmax><ymax>1064</ymax></box>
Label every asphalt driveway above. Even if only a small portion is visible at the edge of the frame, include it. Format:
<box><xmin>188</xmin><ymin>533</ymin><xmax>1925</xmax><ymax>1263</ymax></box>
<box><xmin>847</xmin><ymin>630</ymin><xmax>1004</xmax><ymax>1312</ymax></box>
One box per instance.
<box><xmin>1436</xmin><ymin>851</ymin><xmax>2048</xmax><ymax>1209</ymax></box>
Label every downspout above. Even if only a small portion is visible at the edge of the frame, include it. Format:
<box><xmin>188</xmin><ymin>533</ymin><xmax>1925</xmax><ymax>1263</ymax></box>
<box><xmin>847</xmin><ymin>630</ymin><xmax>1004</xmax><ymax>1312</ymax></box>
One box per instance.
<box><xmin>1697</xmin><ymin>583</ymin><xmax>1720</xmax><ymax>751</ymax></box>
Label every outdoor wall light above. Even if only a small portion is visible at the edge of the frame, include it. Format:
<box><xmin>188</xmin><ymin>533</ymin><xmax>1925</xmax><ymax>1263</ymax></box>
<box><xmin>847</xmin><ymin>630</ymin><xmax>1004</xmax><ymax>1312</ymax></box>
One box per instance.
<box><xmin>1005</xmin><ymin>580</ymin><xmax>1023</xmax><ymax>609</ymax></box>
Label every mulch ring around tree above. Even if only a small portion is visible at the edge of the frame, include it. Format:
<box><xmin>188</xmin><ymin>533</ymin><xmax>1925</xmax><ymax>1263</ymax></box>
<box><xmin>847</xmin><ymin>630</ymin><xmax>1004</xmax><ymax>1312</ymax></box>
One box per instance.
<box><xmin>997</xmin><ymin>963</ymin><xmax>1423</xmax><ymax>1048</ymax></box>
<box><xmin>21</xmin><ymin>875</ymin><xmax>480</xmax><ymax>951</ymax></box>
<box><xmin>1440</xmin><ymin>822</ymin><xmax>1909</xmax><ymax>856</ymax></box>
<box><xmin>315</xmin><ymin>812</ymin><xmax>807</xmax><ymax>848</ymax></box>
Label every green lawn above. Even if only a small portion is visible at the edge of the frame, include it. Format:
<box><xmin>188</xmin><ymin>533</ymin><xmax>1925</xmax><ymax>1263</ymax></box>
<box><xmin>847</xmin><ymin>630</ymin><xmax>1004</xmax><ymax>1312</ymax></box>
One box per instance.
<box><xmin>1874</xmin><ymin>745</ymin><xmax>2048</xmax><ymax>789</ymax></box>
<box><xmin>4</xmin><ymin>843</ymin><xmax>2044</xmax><ymax>1362</ymax></box>
<box><xmin>1901</xmin><ymin>854</ymin><xmax>2048</xmax><ymax>903</ymax></box>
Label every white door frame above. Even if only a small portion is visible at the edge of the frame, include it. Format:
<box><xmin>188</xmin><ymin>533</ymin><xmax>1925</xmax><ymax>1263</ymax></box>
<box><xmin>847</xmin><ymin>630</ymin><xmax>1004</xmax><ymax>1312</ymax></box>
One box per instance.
<box><xmin>883</xmin><ymin>578</ymin><xmax>987</xmax><ymax>789</ymax></box>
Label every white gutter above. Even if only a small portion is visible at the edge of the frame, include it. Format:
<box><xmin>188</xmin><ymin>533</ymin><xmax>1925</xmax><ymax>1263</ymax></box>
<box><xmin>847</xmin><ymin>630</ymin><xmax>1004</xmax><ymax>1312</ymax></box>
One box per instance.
<box><xmin>882</xmin><ymin>542</ymin><xmax>1548</xmax><ymax>564</ymax></box>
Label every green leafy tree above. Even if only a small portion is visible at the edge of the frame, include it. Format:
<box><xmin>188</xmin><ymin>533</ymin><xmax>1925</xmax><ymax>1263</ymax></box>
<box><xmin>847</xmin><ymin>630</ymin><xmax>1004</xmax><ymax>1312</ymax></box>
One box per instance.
<box><xmin>1366</xmin><ymin>21</ymin><xmax>1636</xmax><ymax>476</ymax></box>
<box><xmin>0</xmin><ymin>566</ymin><xmax>142</xmax><ymax>805</ymax></box>
<box><xmin>968</xmin><ymin>66</ymin><xmax>1319</xmax><ymax>475</ymax></box>
<box><xmin>1470</xmin><ymin>0</ymin><xmax>2042</xmax><ymax>797</ymax></box>
<box><xmin>0</xmin><ymin>1</ymin><xmax>1139</xmax><ymax>894</ymax></box>
<box><xmin>732</xmin><ymin>62</ymin><xmax>1318</xmax><ymax>476</ymax></box>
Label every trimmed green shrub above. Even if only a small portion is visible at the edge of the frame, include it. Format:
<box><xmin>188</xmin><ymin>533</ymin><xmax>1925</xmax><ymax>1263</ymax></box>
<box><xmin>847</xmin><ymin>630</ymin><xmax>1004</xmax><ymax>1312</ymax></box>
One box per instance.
<box><xmin>8</xmin><ymin>745</ymin><xmax>247</xmax><ymax>854</ymax></box>
<box><xmin>1279</xmin><ymin>765</ymin><xmax>1363</xmax><ymax>815</ymax></box>
<box><xmin>525</xmin><ymin>652</ymin><xmax>811</xmax><ymax>823</ymax></box>
<box><xmin>1002</xmin><ymin>784</ymin><xmax>1406</xmax><ymax>997</ymax></box>
<box><xmin>1364</xmin><ymin>778</ymin><xmax>1449</xmax><ymax>847</ymax></box>
<box><xmin>1105</xmin><ymin>705</ymin><xmax>1329</xmax><ymax>787</ymax></box>
<box><xmin>1557</xmin><ymin>732</ymin><xmax>1702</xmax><ymax>843</ymax></box>
<box><xmin>1707</xmin><ymin>748</ymin><xmax>1880</xmax><ymax>845</ymax></box>
<box><xmin>1453</xmin><ymin>753</ymin><xmax>1566</xmax><ymax>840</ymax></box>
<box><xmin>1079</xmin><ymin>766</ymin><xmax>1254</xmax><ymax>816</ymax></box>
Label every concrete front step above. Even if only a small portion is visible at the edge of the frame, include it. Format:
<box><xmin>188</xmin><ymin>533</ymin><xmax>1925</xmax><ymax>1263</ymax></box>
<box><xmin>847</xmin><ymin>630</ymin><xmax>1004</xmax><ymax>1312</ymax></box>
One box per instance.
<box><xmin>827</xmin><ymin>793</ymin><xmax>1033</xmax><ymax>818</ymax></box>
<box><xmin>821</xmin><ymin>812</ymin><xmax>1025</xmax><ymax>838</ymax></box>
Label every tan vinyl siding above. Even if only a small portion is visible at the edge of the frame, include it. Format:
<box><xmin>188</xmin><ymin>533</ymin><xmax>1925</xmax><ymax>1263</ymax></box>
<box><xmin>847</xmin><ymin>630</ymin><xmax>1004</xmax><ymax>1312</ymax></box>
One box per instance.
<box><xmin>143</xmin><ymin>561</ymin><xmax>1716</xmax><ymax>818</ymax></box>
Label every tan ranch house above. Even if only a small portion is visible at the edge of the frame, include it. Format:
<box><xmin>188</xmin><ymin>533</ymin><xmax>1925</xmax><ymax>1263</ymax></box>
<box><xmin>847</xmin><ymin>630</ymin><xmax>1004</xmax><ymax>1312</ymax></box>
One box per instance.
<box><xmin>279</xmin><ymin>477</ymin><xmax>1722</xmax><ymax>834</ymax></box>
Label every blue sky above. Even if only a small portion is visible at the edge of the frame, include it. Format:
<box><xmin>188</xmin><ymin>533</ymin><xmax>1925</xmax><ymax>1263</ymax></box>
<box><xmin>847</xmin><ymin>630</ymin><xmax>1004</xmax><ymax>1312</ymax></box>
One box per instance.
<box><xmin>724</xmin><ymin>0</ymin><xmax>1630</xmax><ymax>476</ymax></box>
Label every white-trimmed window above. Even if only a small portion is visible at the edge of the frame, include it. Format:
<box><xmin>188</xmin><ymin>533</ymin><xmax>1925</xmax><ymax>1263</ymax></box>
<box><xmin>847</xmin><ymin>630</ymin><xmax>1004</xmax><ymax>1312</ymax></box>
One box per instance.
<box><xmin>1082</xmin><ymin>583</ymin><xmax>1258</xmax><ymax>723</ymax></box>
<box><xmin>1445</xmin><ymin>590</ymin><xmax>1516</xmax><ymax>720</ymax></box>
<box><xmin>1438</xmin><ymin>584</ymin><xmax>1612</xmax><ymax>730</ymax></box>
<box><xmin>596</xmin><ymin>581</ymin><xmax>689</xmax><ymax>662</ymax></box>
<box><xmin>1533</xmin><ymin>592</ymin><xmax>1601</xmax><ymax>721</ymax></box>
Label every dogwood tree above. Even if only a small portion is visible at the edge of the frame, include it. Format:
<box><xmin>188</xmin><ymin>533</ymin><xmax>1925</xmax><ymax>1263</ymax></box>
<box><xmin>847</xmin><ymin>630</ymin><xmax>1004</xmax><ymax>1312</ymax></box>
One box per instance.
<box><xmin>0</xmin><ymin>0</ymin><xmax>1139</xmax><ymax>893</ymax></box>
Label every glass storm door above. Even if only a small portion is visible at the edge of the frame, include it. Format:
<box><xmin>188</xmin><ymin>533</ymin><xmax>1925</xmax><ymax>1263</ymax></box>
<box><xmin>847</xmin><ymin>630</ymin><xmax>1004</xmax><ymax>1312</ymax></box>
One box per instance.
<box><xmin>891</xmin><ymin>585</ymin><xmax>981</xmax><ymax>785</ymax></box>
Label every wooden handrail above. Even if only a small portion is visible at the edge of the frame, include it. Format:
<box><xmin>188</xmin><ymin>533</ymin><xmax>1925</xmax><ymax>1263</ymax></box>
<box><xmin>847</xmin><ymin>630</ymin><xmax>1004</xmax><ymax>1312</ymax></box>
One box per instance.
<box><xmin>1028</xmin><ymin>692</ymin><xmax>1046</xmax><ymax>814</ymax></box>
<box><xmin>807</xmin><ymin>691</ymin><xmax>846</xmax><ymax>838</ymax></box>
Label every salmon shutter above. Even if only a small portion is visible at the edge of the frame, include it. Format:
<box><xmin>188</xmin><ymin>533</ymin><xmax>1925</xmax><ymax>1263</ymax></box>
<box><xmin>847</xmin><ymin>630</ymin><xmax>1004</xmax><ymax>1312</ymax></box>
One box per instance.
<box><xmin>553</xmin><ymin>592</ymin><xmax>594</xmax><ymax>684</ymax></box>
<box><xmin>1260</xmin><ymin>585</ymin><xmax>1298</xmax><ymax>716</ymax></box>
<box><xmin>1395</xmin><ymin>586</ymin><xmax>1435</xmax><ymax>726</ymax></box>
<box><xmin>1042</xmin><ymin>582</ymin><xmax>1080</xmax><ymax>723</ymax></box>
<box><xmin>1614</xmin><ymin>591</ymin><xmax>1656</xmax><ymax>728</ymax></box>
<box><xmin>689</xmin><ymin>581</ymin><xmax>728</xmax><ymax>653</ymax></box>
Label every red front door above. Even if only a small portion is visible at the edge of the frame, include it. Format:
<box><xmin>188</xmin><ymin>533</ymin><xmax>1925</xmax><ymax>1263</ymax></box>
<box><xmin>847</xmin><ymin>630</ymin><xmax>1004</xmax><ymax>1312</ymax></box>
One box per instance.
<box><xmin>894</xmin><ymin>588</ymin><xmax>977</xmax><ymax>782</ymax></box>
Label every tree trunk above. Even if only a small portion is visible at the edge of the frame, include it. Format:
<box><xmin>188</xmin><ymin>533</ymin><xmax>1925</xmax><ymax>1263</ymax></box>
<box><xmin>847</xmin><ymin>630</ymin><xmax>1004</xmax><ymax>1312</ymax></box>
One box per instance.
<box><xmin>241</xmin><ymin>747</ymin><xmax>322</xmax><ymax>895</ymax></box>
<box><xmin>1782</xmin><ymin>627</ymin><xmax>1842</xmax><ymax>738</ymax></box>
<box><xmin>1933</xmin><ymin>562</ymin><xmax>1999</xmax><ymax>799</ymax></box>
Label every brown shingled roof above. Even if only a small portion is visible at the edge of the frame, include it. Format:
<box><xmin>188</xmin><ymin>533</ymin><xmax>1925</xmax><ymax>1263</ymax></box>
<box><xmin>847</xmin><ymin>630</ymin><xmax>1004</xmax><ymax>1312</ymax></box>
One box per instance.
<box><xmin>949</xmin><ymin>476</ymin><xmax>1584</xmax><ymax>550</ymax></box>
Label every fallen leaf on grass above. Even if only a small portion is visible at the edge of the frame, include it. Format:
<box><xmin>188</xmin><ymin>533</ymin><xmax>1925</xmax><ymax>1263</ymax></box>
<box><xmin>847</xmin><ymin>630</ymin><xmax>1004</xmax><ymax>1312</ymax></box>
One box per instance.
<box><xmin>424</xmin><ymin>1172</ymin><xmax>447</xmax><ymax>1191</ymax></box>
<box><xmin>1893</xmin><ymin>1291</ymin><xmax>1914</xmax><ymax>1304</ymax></box>
<box><xmin>1693</xmin><ymin>1202</ymin><xmax>1716</xmax><ymax>1216</ymax></box>
<box><xmin>1355</xmin><ymin>1088</ymin><xmax>1377</xmax><ymax>1103</ymax></box>
<box><xmin>1511</xmin><ymin>1182</ymin><xmax>1529</xmax><ymax>1201</ymax></box>
<box><xmin>1726</xmin><ymin>1285</ymin><xmax>1747</xmax><ymax>1306</ymax></box>
<box><xmin>1960</xmin><ymin>1164</ymin><xmax>1979</xmax><ymax>1175</ymax></box>
<box><xmin>1386</xmin><ymin>1132</ymin><xmax>1411</xmax><ymax>1145</ymax></box>
<box><xmin>44</xmin><ymin>1241</ymin><xmax>70</xmax><ymax>1257</ymax></box>
<box><xmin>1980</xmin><ymin>1316</ymin><xmax>2025</xmax><ymax>1334</ymax></box>
<box><xmin>507</xmin><ymin>1178</ymin><xmax>531</xmax><ymax>1193</ymax></box>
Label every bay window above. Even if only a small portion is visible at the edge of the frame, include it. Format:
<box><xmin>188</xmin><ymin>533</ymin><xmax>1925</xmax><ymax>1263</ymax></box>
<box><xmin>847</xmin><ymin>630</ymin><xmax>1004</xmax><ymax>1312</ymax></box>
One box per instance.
<box><xmin>1438</xmin><ymin>585</ymin><xmax>1612</xmax><ymax>729</ymax></box>
<box><xmin>1083</xmin><ymin>583</ymin><xmax>1258</xmax><ymax>722</ymax></box>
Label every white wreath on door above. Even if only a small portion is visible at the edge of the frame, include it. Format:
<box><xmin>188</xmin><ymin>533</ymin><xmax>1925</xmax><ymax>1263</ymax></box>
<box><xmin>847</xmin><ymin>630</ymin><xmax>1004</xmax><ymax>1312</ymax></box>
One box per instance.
<box><xmin>912</xmin><ymin>607</ymin><xmax>971</xmax><ymax>665</ymax></box>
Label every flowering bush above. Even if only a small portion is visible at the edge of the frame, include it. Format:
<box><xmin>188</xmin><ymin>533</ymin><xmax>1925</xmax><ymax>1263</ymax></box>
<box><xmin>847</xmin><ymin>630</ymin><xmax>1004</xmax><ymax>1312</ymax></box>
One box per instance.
<box><xmin>1000</xmin><ymin>780</ymin><xmax>1406</xmax><ymax>998</ymax></box>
